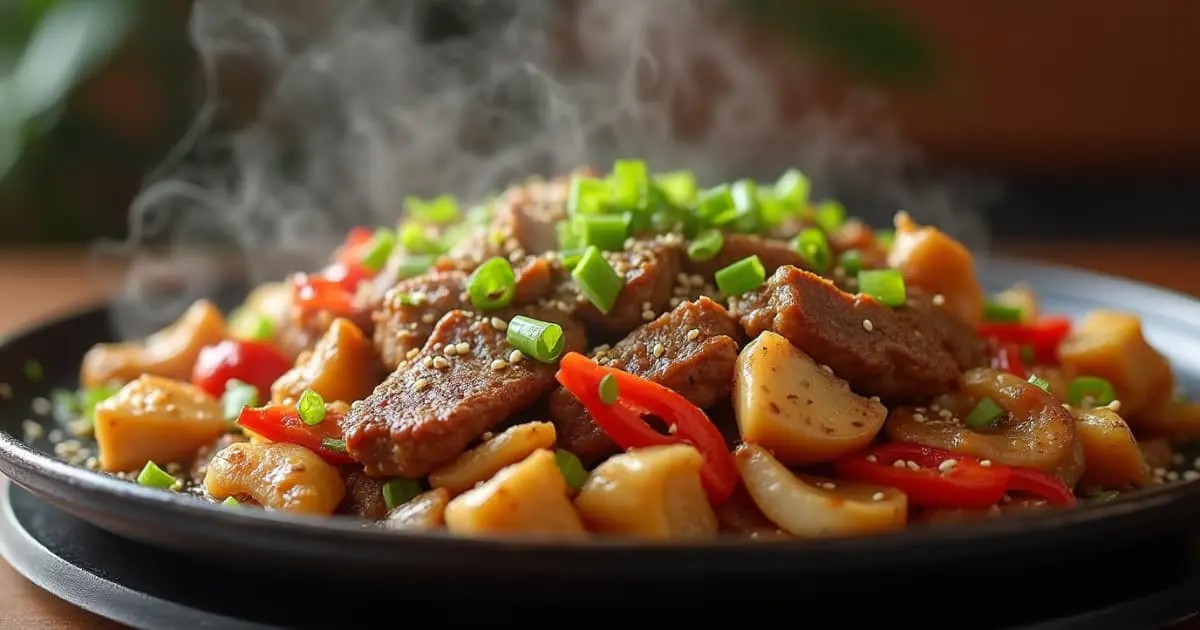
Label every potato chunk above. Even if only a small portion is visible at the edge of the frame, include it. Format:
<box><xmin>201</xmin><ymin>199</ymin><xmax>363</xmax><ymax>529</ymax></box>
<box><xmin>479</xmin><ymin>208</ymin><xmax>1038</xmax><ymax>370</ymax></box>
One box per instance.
<box><xmin>734</xmin><ymin>331</ymin><xmax>887</xmax><ymax>465</ymax></box>
<box><xmin>93</xmin><ymin>375</ymin><xmax>228</xmax><ymax>472</ymax></box>
<box><xmin>443</xmin><ymin>449</ymin><xmax>586</xmax><ymax>539</ymax></box>
<box><xmin>81</xmin><ymin>300</ymin><xmax>227</xmax><ymax>388</ymax></box>
<box><xmin>386</xmin><ymin>488</ymin><xmax>451</xmax><ymax>531</ymax></box>
<box><xmin>270</xmin><ymin>318</ymin><xmax>379</xmax><ymax>405</ymax></box>
<box><xmin>735</xmin><ymin>443</ymin><xmax>907</xmax><ymax>537</ymax></box>
<box><xmin>429</xmin><ymin>422</ymin><xmax>557</xmax><ymax>495</ymax></box>
<box><xmin>887</xmin><ymin>212</ymin><xmax>984</xmax><ymax>326</ymax></box>
<box><xmin>1058</xmin><ymin>311</ymin><xmax>1173</xmax><ymax>420</ymax></box>
<box><xmin>574</xmin><ymin>445</ymin><xmax>717</xmax><ymax>541</ymax></box>
<box><xmin>1073</xmin><ymin>408</ymin><xmax>1149</xmax><ymax>490</ymax></box>
<box><xmin>204</xmin><ymin>441</ymin><xmax>345</xmax><ymax>515</ymax></box>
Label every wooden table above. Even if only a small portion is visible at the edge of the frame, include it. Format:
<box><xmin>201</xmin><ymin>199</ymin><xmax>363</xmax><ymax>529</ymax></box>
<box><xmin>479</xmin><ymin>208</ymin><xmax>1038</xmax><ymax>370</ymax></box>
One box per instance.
<box><xmin>0</xmin><ymin>242</ymin><xmax>1197</xmax><ymax>629</ymax></box>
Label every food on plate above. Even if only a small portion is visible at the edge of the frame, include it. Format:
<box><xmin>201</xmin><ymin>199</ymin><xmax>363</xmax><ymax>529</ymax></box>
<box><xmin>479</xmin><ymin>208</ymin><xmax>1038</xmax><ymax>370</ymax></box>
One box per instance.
<box><xmin>43</xmin><ymin>160</ymin><xmax>1200</xmax><ymax>541</ymax></box>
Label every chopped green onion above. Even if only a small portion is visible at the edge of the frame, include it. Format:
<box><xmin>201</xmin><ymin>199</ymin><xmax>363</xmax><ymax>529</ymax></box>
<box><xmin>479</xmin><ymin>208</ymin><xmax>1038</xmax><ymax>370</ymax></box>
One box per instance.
<box><xmin>655</xmin><ymin>171</ymin><xmax>697</xmax><ymax>206</ymax></box>
<box><xmin>382</xmin><ymin>478</ymin><xmax>423</xmax><ymax>511</ymax></box>
<box><xmin>714</xmin><ymin>255</ymin><xmax>767</xmax><ymax>296</ymax></box>
<box><xmin>466</xmin><ymin>256</ymin><xmax>517</xmax><ymax>311</ymax></box>
<box><xmin>598</xmin><ymin>373</ymin><xmax>619</xmax><ymax>405</ymax></box>
<box><xmin>405</xmin><ymin>195</ymin><xmax>459</xmax><ymax>224</ymax></box>
<box><xmin>687</xmin><ymin>229</ymin><xmax>724</xmax><ymax>262</ymax></box>
<box><xmin>571</xmin><ymin>246</ymin><xmax>625</xmax><ymax>314</ymax></box>
<box><xmin>399</xmin><ymin>221</ymin><xmax>446</xmax><ymax>255</ymax></box>
<box><xmin>360</xmin><ymin>227</ymin><xmax>398</xmax><ymax>272</ymax></box>
<box><xmin>1068</xmin><ymin>376</ymin><xmax>1116</xmax><ymax>407</ymax></box>
<box><xmin>723</xmin><ymin>179</ymin><xmax>763</xmax><ymax>233</ymax></box>
<box><xmin>396</xmin><ymin>293</ymin><xmax>423</xmax><ymax>307</ymax></box>
<box><xmin>875</xmin><ymin>229</ymin><xmax>895</xmax><ymax>249</ymax></box>
<box><xmin>838</xmin><ymin>249</ymin><xmax>863</xmax><ymax>276</ymax></box>
<box><xmin>321</xmin><ymin>437</ymin><xmax>347</xmax><ymax>453</ymax></box>
<box><xmin>774</xmin><ymin>168</ymin><xmax>811</xmax><ymax>207</ymax></box>
<box><xmin>697</xmin><ymin>184</ymin><xmax>735</xmax><ymax>221</ymax></box>
<box><xmin>136</xmin><ymin>461</ymin><xmax>176</xmax><ymax>489</ymax></box>
<box><xmin>555</xmin><ymin>450</ymin><xmax>588</xmax><ymax>492</ymax></box>
<box><xmin>557</xmin><ymin>220</ymin><xmax>582</xmax><ymax>249</ymax></box>
<box><xmin>649</xmin><ymin>208</ymin><xmax>679</xmax><ymax>234</ymax></box>
<box><xmin>965</xmin><ymin>398</ymin><xmax>1005</xmax><ymax>430</ymax></box>
<box><xmin>222</xmin><ymin>379</ymin><xmax>258</xmax><ymax>421</ymax></box>
<box><xmin>792</xmin><ymin>228</ymin><xmax>832</xmax><ymax>274</ymax></box>
<box><xmin>79</xmin><ymin>385</ymin><xmax>119</xmax><ymax>422</ymax></box>
<box><xmin>297</xmin><ymin>389</ymin><xmax>326</xmax><ymax>426</ymax></box>
<box><xmin>23</xmin><ymin>359</ymin><xmax>42</xmax><ymax>382</ymax></box>
<box><xmin>507</xmin><ymin>315</ymin><xmax>566</xmax><ymax>364</ymax></box>
<box><xmin>858</xmin><ymin>269</ymin><xmax>907</xmax><ymax>307</ymax></box>
<box><xmin>1089</xmin><ymin>490</ymin><xmax>1120</xmax><ymax>502</ymax></box>
<box><xmin>1027</xmin><ymin>374</ymin><xmax>1051</xmax><ymax>392</ymax></box>
<box><xmin>222</xmin><ymin>496</ymin><xmax>241</xmax><ymax>507</ymax></box>
<box><xmin>611</xmin><ymin>159</ymin><xmax>649</xmax><ymax>208</ymax></box>
<box><xmin>567</xmin><ymin>176</ymin><xmax>610</xmax><ymax>215</ymax></box>
<box><xmin>559</xmin><ymin>248</ymin><xmax>586</xmax><ymax>270</ymax></box>
<box><xmin>576</xmin><ymin>213</ymin><xmax>632</xmax><ymax>251</ymax></box>
<box><xmin>814</xmin><ymin>200</ymin><xmax>846</xmax><ymax>232</ymax></box>
<box><xmin>229</xmin><ymin>308</ymin><xmax>274</xmax><ymax>341</ymax></box>
<box><xmin>396</xmin><ymin>255</ymin><xmax>434</xmax><ymax>280</ymax></box>
<box><xmin>983</xmin><ymin>301</ymin><xmax>1024</xmax><ymax>323</ymax></box>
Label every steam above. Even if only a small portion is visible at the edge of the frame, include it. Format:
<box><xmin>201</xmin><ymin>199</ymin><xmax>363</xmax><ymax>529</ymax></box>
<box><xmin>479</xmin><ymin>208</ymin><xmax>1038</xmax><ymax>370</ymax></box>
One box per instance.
<box><xmin>94</xmin><ymin>0</ymin><xmax>992</xmax><ymax>338</ymax></box>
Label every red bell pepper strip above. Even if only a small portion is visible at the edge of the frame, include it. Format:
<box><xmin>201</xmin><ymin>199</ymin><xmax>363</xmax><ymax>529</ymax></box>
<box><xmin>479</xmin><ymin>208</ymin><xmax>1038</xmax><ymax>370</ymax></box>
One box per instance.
<box><xmin>977</xmin><ymin>315</ymin><xmax>1071</xmax><ymax>365</ymax></box>
<box><xmin>834</xmin><ymin>444</ymin><xmax>1011</xmax><ymax>509</ymax></box>
<box><xmin>235</xmin><ymin>404</ymin><xmax>354</xmax><ymax>465</ymax></box>
<box><xmin>1007</xmin><ymin>466</ymin><xmax>1077</xmax><ymax>506</ymax></box>
<box><xmin>990</xmin><ymin>342</ymin><xmax>1028</xmax><ymax>378</ymax></box>
<box><xmin>555</xmin><ymin>352</ymin><xmax>738</xmax><ymax>504</ymax></box>
<box><xmin>292</xmin><ymin>228</ymin><xmax>375</xmax><ymax>316</ymax></box>
<box><xmin>191</xmin><ymin>339</ymin><xmax>292</xmax><ymax>401</ymax></box>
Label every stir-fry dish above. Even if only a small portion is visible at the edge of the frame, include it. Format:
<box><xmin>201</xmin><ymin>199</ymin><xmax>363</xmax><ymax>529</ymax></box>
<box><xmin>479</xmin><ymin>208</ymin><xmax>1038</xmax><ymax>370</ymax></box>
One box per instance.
<box><xmin>51</xmin><ymin>161</ymin><xmax>1200</xmax><ymax>540</ymax></box>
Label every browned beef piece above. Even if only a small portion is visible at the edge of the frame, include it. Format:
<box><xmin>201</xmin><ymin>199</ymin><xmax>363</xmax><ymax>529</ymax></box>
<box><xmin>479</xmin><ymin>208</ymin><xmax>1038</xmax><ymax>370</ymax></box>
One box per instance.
<box><xmin>345</xmin><ymin>308</ymin><xmax>587</xmax><ymax>477</ymax></box>
<box><xmin>563</xmin><ymin>239</ymin><xmax>681</xmax><ymax>339</ymax></box>
<box><xmin>551</xmin><ymin>297</ymin><xmax>742</xmax><ymax>465</ymax></box>
<box><xmin>683</xmin><ymin>233</ymin><xmax>810</xmax><ymax>280</ymax></box>
<box><xmin>900</xmin><ymin>292</ymin><xmax>988</xmax><ymax>371</ymax></box>
<box><xmin>732</xmin><ymin>265</ymin><xmax>963</xmax><ymax>403</ymax></box>
<box><xmin>338</xmin><ymin>468</ymin><xmax>388</xmax><ymax>520</ymax></box>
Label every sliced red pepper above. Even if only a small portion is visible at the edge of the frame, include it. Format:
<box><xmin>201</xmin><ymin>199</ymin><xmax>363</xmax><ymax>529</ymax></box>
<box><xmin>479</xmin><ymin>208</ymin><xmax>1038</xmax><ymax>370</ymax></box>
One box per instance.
<box><xmin>990</xmin><ymin>342</ymin><xmax>1028</xmax><ymax>378</ymax></box>
<box><xmin>977</xmin><ymin>315</ymin><xmax>1071</xmax><ymax>365</ymax></box>
<box><xmin>1007</xmin><ymin>467</ymin><xmax>1077</xmax><ymax>506</ymax></box>
<box><xmin>235</xmin><ymin>404</ymin><xmax>354</xmax><ymax>465</ymax></box>
<box><xmin>291</xmin><ymin>228</ymin><xmax>376</xmax><ymax>316</ymax></box>
<box><xmin>834</xmin><ymin>444</ymin><xmax>1011</xmax><ymax>509</ymax></box>
<box><xmin>555</xmin><ymin>352</ymin><xmax>738</xmax><ymax>504</ymax></box>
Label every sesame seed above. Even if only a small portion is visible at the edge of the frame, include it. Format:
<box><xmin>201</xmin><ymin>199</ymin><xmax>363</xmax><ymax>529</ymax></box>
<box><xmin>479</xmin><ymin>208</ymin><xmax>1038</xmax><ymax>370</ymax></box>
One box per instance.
<box><xmin>938</xmin><ymin>459</ymin><xmax>958</xmax><ymax>472</ymax></box>
<box><xmin>641</xmin><ymin>310</ymin><xmax>656</xmax><ymax>321</ymax></box>
<box><xmin>444</xmin><ymin>345</ymin><xmax>458</xmax><ymax>356</ymax></box>
<box><xmin>893</xmin><ymin>459</ymin><xmax>906</xmax><ymax>469</ymax></box>
<box><xmin>47</xmin><ymin>428</ymin><xmax>63</xmax><ymax>442</ymax></box>
<box><xmin>21</xmin><ymin>420</ymin><xmax>42</xmax><ymax>442</ymax></box>
<box><xmin>455</xmin><ymin>342</ymin><xmax>470</xmax><ymax>354</ymax></box>
<box><xmin>866</xmin><ymin>455</ymin><xmax>878</xmax><ymax>463</ymax></box>
<box><xmin>490</xmin><ymin>317</ymin><xmax>508</xmax><ymax>331</ymax></box>
<box><xmin>980</xmin><ymin>459</ymin><xmax>993</xmax><ymax>467</ymax></box>
<box><xmin>422</xmin><ymin>357</ymin><xmax>434</xmax><ymax>369</ymax></box>
<box><xmin>819</xmin><ymin>482</ymin><xmax>837</xmax><ymax>490</ymax></box>
<box><xmin>31</xmin><ymin>397</ymin><xmax>51</xmax><ymax>415</ymax></box>
<box><xmin>686</xmin><ymin>328</ymin><xmax>700</xmax><ymax>341</ymax></box>
<box><xmin>432</xmin><ymin>356</ymin><xmax>450</xmax><ymax>370</ymax></box>
<box><xmin>689</xmin><ymin>274</ymin><xmax>705</xmax><ymax>287</ymax></box>
<box><xmin>869</xmin><ymin>396</ymin><xmax>881</xmax><ymax>403</ymax></box>
<box><xmin>871</xmin><ymin>492</ymin><xmax>885</xmax><ymax>501</ymax></box>
<box><xmin>1167</xmin><ymin>470</ymin><xmax>1181</xmax><ymax>482</ymax></box>
<box><xmin>413</xmin><ymin>378</ymin><xmax>430</xmax><ymax>391</ymax></box>
<box><xmin>1184</xmin><ymin>470</ymin><xmax>1200</xmax><ymax>481</ymax></box>
<box><xmin>406</xmin><ymin>348</ymin><xmax>420</xmax><ymax>360</ymax></box>
<box><xmin>906</xmin><ymin>460</ymin><xmax>920</xmax><ymax>471</ymax></box>
<box><xmin>669</xmin><ymin>297</ymin><xmax>681</xmax><ymax>307</ymax></box>
<box><xmin>939</xmin><ymin>408</ymin><xmax>953</xmax><ymax>418</ymax></box>
<box><xmin>913</xmin><ymin>413</ymin><xmax>926</xmax><ymax>423</ymax></box>
<box><xmin>933</xmin><ymin>294</ymin><xmax>945</xmax><ymax>306</ymax></box>
<box><xmin>421</xmin><ymin>313</ymin><xmax>435</xmax><ymax>324</ymax></box>
<box><xmin>1106</xmin><ymin>399</ymin><xmax>1122</xmax><ymax>412</ymax></box>
<box><xmin>653</xmin><ymin>344</ymin><xmax>665</xmax><ymax>358</ymax></box>
<box><xmin>507</xmin><ymin>349</ymin><xmax>523</xmax><ymax>364</ymax></box>
<box><xmin>862</xmin><ymin>319</ymin><xmax>874</xmax><ymax>332</ymax></box>
<box><xmin>491</xmin><ymin>359</ymin><xmax>509</xmax><ymax>371</ymax></box>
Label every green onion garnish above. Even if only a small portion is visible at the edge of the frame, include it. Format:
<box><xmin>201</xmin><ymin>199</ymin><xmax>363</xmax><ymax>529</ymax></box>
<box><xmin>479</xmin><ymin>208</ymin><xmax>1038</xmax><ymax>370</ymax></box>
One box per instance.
<box><xmin>715</xmin><ymin>255</ymin><xmax>767</xmax><ymax>296</ymax></box>
<box><xmin>559</xmin><ymin>248</ymin><xmax>586</xmax><ymax>270</ymax></box>
<box><xmin>571</xmin><ymin>246</ymin><xmax>625</xmax><ymax>314</ymax></box>
<box><xmin>466</xmin><ymin>256</ymin><xmax>517</xmax><ymax>311</ymax></box>
<box><xmin>297</xmin><ymin>389</ymin><xmax>326</xmax><ymax>426</ymax></box>
<box><xmin>875</xmin><ymin>229</ymin><xmax>895</xmax><ymax>249</ymax></box>
<box><xmin>687</xmin><ymin>229</ymin><xmax>724</xmax><ymax>262</ymax></box>
<box><xmin>965</xmin><ymin>398</ymin><xmax>1005</xmax><ymax>430</ymax></box>
<box><xmin>567</xmin><ymin>175</ymin><xmax>610</xmax><ymax>215</ymax></box>
<box><xmin>814</xmin><ymin>200</ymin><xmax>846</xmax><ymax>232</ymax></box>
<box><xmin>321</xmin><ymin>437</ymin><xmax>347</xmax><ymax>453</ymax></box>
<box><xmin>79</xmin><ymin>385</ymin><xmax>119</xmax><ymax>421</ymax></box>
<box><xmin>222</xmin><ymin>379</ymin><xmax>258</xmax><ymax>421</ymax></box>
<box><xmin>838</xmin><ymin>249</ymin><xmax>863</xmax><ymax>276</ymax></box>
<box><xmin>555</xmin><ymin>450</ymin><xmax>589</xmax><ymax>492</ymax></box>
<box><xmin>1068</xmin><ymin>376</ymin><xmax>1116</xmax><ymax>407</ymax></box>
<box><xmin>137</xmin><ymin>461</ymin><xmax>176</xmax><ymax>489</ymax></box>
<box><xmin>229</xmin><ymin>308</ymin><xmax>274</xmax><ymax>341</ymax></box>
<box><xmin>382</xmin><ymin>478</ymin><xmax>423</xmax><ymax>511</ymax></box>
<box><xmin>1089</xmin><ymin>490</ymin><xmax>1120</xmax><ymax>502</ymax></box>
<box><xmin>724</xmin><ymin>179</ymin><xmax>763</xmax><ymax>232</ymax></box>
<box><xmin>774</xmin><ymin>168</ymin><xmax>811</xmax><ymax>207</ymax></box>
<box><xmin>507</xmin><ymin>315</ymin><xmax>566</xmax><ymax>364</ymax></box>
<box><xmin>611</xmin><ymin>159</ymin><xmax>649</xmax><ymax>208</ymax></box>
<box><xmin>697</xmin><ymin>184</ymin><xmax>735</xmax><ymax>221</ymax></box>
<box><xmin>655</xmin><ymin>171</ymin><xmax>697</xmax><ymax>206</ymax></box>
<box><xmin>24</xmin><ymin>359</ymin><xmax>42</xmax><ymax>382</ymax></box>
<box><xmin>577</xmin><ymin>213</ymin><xmax>632</xmax><ymax>251</ymax></box>
<box><xmin>360</xmin><ymin>227</ymin><xmax>398</xmax><ymax>272</ymax></box>
<box><xmin>222</xmin><ymin>496</ymin><xmax>241</xmax><ymax>507</ymax></box>
<box><xmin>405</xmin><ymin>195</ymin><xmax>459</xmax><ymax>224</ymax></box>
<box><xmin>598</xmin><ymin>373</ymin><xmax>619</xmax><ymax>404</ymax></box>
<box><xmin>983</xmin><ymin>301</ymin><xmax>1024</xmax><ymax>323</ymax></box>
<box><xmin>396</xmin><ymin>255</ymin><xmax>434</xmax><ymax>280</ymax></box>
<box><xmin>399</xmin><ymin>221</ymin><xmax>445</xmax><ymax>255</ymax></box>
<box><xmin>1027</xmin><ymin>374</ymin><xmax>1051</xmax><ymax>392</ymax></box>
<box><xmin>792</xmin><ymin>228</ymin><xmax>832</xmax><ymax>274</ymax></box>
<box><xmin>858</xmin><ymin>269</ymin><xmax>907</xmax><ymax>307</ymax></box>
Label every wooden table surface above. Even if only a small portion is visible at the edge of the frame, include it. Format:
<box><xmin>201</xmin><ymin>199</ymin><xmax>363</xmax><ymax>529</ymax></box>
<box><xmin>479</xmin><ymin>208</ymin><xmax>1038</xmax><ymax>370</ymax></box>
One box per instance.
<box><xmin>0</xmin><ymin>242</ymin><xmax>1197</xmax><ymax>629</ymax></box>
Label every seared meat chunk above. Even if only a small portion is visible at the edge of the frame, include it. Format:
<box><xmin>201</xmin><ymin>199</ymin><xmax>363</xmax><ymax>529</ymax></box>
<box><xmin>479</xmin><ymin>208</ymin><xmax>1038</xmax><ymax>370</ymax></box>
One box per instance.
<box><xmin>551</xmin><ymin>297</ymin><xmax>742</xmax><ymax>465</ymax></box>
<box><xmin>345</xmin><ymin>309</ymin><xmax>586</xmax><ymax>477</ymax></box>
<box><xmin>899</xmin><ymin>292</ymin><xmax>988</xmax><ymax>371</ymax></box>
<box><xmin>338</xmin><ymin>468</ymin><xmax>388</xmax><ymax>520</ymax></box>
<box><xmin>566</xmin><ymin>239</ymin><xmax>681</xmax><ymax>339</ymax></box>
<box><xmin>732</xmin><ymin>265</ymin><xmax>964</xmax><ymax>403</ymax></box>
<box><xmin>683</xmin><ymin>234</ymin><xmax>810</xmax><ymax>280</ymax></box>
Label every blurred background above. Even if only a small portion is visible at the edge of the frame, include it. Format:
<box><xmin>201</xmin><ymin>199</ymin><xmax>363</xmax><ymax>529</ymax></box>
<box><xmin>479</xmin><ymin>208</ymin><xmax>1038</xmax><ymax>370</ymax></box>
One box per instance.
<box><xmin>1</xmin><ymin>0</ymin><xmax>1198</xmax><ymax>245</ymax></box>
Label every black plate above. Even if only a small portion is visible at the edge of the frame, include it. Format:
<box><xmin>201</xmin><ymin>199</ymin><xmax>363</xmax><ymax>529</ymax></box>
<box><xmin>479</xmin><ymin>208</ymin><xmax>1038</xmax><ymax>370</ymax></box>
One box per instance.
<box><xmin>1</xmin><ymin>257</ymin><xmax>1200</xmax><ymax>623</ymax></box>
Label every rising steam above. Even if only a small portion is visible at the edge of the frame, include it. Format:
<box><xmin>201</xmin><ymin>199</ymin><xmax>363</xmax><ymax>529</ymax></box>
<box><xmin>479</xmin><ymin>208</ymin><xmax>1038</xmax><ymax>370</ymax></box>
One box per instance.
<box><xmin>93</xmin><ymin>0</ymin><xmax>991</xmax><ymax>338</ymax></box>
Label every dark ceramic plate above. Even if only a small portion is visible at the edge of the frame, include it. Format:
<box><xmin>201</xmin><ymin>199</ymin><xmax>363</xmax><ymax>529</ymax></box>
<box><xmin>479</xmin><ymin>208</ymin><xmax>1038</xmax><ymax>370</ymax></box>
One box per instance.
<box><xmin>0</xmin><ymin>257</ymin><xmax>1199</xmax><ymax>623</ymax></box>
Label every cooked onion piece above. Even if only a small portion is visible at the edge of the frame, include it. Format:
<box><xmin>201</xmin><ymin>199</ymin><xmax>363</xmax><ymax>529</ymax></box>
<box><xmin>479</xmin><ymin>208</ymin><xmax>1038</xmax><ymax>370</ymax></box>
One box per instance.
<box><xmin>204</xmin><ymin>441</ymin><xmax>345</xmax><ymax>515</ymax></box>
<box><xmin>443</xmin><ymin>449</ymin><xmax>586</xmax><ymax>538</ymax></box>
<box><xmin>429</xmin><ymin>422</ymin><xmax>557</xmax><ymax>495</ymax></box>
<box><xmin>1072</xmin><ymin>407</ymin><xmax>1150</xmax><ymax>490</ymax></box>
<box><xmin>82</xmin><ymin>300</ymin><xmax>227</xmax><ymax>388</ymax></box>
